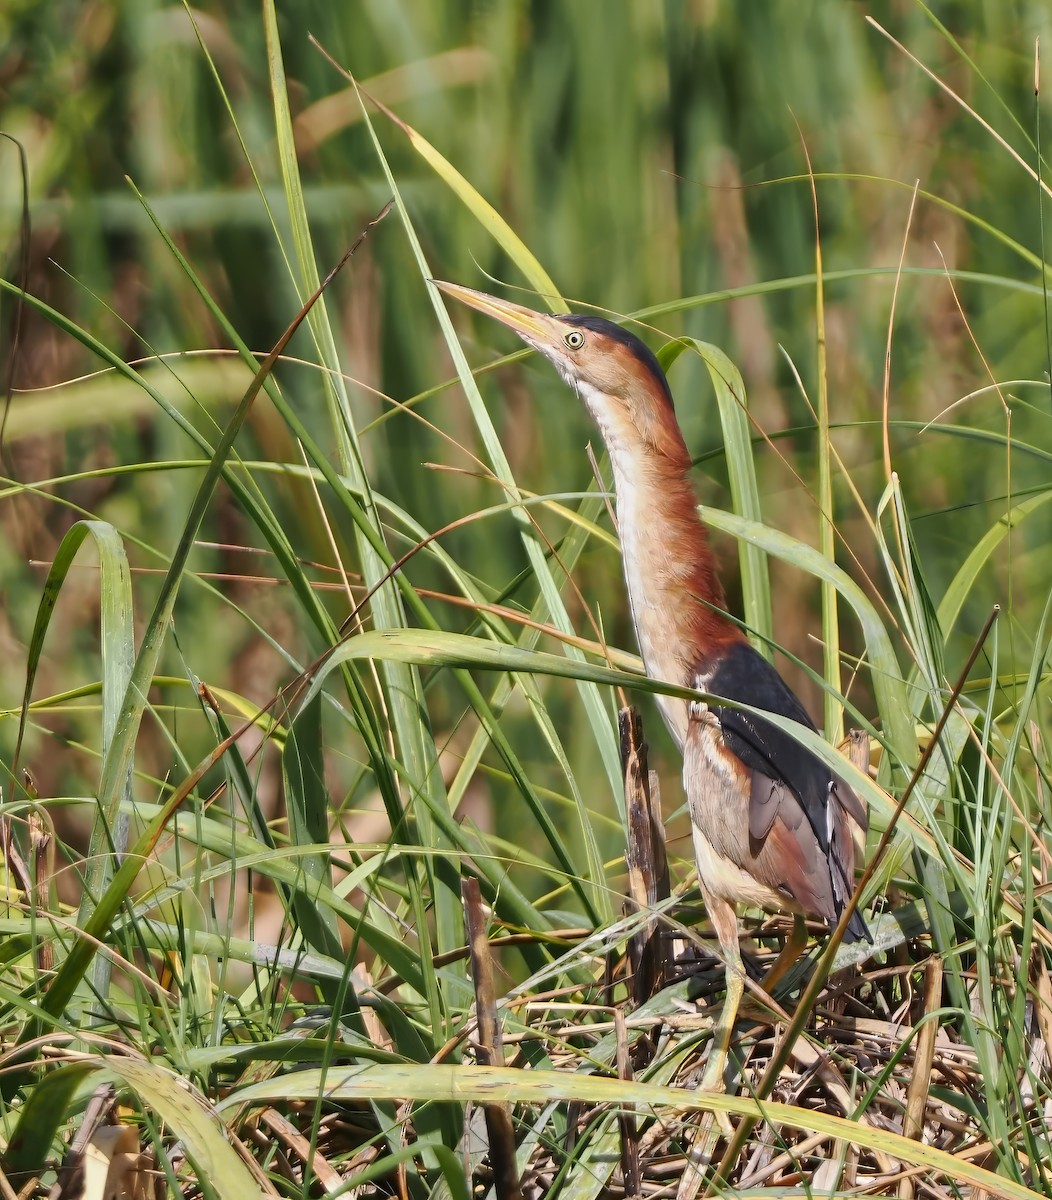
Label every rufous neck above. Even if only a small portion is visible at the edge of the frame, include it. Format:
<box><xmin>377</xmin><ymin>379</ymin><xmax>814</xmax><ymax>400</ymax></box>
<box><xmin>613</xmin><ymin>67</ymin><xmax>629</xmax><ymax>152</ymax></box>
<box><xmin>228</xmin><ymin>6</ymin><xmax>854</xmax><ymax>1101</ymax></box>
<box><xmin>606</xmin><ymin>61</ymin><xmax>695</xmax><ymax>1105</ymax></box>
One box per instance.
<box><xmin>609</xmin><ymin>446</ymin><xmax>743</xmax><ymax>745</ymax></box>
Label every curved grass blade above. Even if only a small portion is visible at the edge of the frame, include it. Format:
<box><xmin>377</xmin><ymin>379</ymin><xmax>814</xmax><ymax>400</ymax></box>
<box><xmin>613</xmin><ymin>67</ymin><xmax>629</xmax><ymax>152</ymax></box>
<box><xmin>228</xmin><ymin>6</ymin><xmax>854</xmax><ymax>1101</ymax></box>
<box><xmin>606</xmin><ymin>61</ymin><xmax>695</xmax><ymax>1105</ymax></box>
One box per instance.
<box><xmin>3</xmin><ymin>1061</ymin><xmax>98</xmax><ymax>1176</ymax></box>
<box><xmin>216</xmin><ymin>1061</ymin><xmax>1047</xmax><ymax>1200</ymax></box>
<box><xmin>102</xmin><ymin>1058</ymin><xmax>267</xmax><ymax>1197</ymax></box>
<box><xmin>658</xmin><ymin>338</ymin><xmax>772</xmax><ymax>651</ymax></box>
<box><xmin>1</xmin><ymin>246</ymin><xmax>361</xmax><ymax>1099</ymax></box>
<box><xmin>937</xmin><ymin>489</ymin><xmax>1052</xmax><ymax>639</ymax></box>
<box><xmin>264</xmin><ymin>3</ymin><xmax>462</xmax><ymax>1030</ymax></box>
<box><xmin>11</xmin><ymin>519</ymin><xmax>133</xmax><ymax>1005</ymax></box>
<box><xmin>698</xmin><ymin>505</ymin><xmax>916</xmax><ymax>776</ymax></box>
<box><xmin>350</xmin><ymin>83</ymin><xmax>624</xmax><ymax>830</ymax></box>
<box><xmin>354</xmin><ymin>82</ymin><xmax>565</xmax><ymax>309</ymax></box>
<box><xmin>309</xmin><ymin>627</ymin><xmax>930</xmax><ymax>857</ymax></box>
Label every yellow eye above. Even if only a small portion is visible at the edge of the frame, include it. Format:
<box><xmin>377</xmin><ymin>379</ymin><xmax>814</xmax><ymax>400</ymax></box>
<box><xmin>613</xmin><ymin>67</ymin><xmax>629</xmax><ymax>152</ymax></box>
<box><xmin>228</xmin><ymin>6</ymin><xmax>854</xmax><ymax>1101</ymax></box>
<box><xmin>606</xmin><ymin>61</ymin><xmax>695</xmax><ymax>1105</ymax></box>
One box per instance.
<box><xmin>564</xmin><ymin>330</ymin><xmax>585</xmax><ymax>350</ymax></box>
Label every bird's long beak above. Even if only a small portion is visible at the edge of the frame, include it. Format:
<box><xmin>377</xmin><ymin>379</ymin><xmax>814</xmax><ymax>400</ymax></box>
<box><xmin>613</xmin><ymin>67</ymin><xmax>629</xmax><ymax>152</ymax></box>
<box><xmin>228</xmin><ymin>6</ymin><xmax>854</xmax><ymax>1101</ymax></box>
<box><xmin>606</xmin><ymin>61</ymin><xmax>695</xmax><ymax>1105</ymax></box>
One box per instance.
<box><xmin>432</xmin><ymin>280</ymin><xmax>554</xmax><ymax>343</ymax></box>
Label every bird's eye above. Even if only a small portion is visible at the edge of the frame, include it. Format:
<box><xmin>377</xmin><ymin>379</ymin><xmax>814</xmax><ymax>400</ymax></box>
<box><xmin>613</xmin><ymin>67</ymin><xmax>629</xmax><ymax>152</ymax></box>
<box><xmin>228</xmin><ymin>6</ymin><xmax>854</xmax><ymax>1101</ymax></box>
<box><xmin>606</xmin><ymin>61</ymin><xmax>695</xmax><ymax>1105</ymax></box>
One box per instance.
<box><xmin>563</xmin><ymin>330</ymin><xmax>585</xmax><ymax>350</ymax></box>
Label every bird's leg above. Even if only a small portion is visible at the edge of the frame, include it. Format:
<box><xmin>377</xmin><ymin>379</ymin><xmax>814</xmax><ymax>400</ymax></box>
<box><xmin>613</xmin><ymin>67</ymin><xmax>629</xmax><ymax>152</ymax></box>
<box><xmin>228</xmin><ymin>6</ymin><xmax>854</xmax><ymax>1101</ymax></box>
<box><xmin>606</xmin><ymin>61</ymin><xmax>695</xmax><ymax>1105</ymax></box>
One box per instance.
<box><xmin>698</xmin><ymin>887</ymin><xmax>744</xmax><ymax>1113</ymax></box>
<box><xmin>760</xmin><ymin>912</ymin><xmax>808</xmax><ymax>995</ymax></box>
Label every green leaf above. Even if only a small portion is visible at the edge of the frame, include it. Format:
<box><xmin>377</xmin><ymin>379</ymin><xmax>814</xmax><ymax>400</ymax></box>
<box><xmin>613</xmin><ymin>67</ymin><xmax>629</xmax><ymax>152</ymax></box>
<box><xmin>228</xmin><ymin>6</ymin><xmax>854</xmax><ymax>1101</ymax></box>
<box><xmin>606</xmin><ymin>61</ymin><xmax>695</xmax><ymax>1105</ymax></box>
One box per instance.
<box><xmin>661</xmin><ymin>338</ymin><xmax>773</xmax><ymax>651</ymax></box>
<box><xmin>4</xmin><ymin>1062</ymin><xmax>98</xmax><ymax>1175</ymax></box>
<box><xmin>265</xmin><ymin>0</ymin><xmax>462</xmax><ymax>1031</ymax></box>
<box><xmin>698</xmin><ymin>506</ymin><xmax>916</xmax><ymax>776</ymax></box>
<box><xmin>216</xmin><ymin>1061</ymin><xmax>1046</xmax><ymax>1200</ymax></box>
<box><xmin>368</xmin><ymin>93</ymin><xmax>566</xmax><ymax>309</ymax></box>
<box><xmin>282</xmin><ymin>693</ymin><xmax>344</xmax><ymax>963</ymax></box>
<box><xmin>12</xmin><ymin>519</ymin><xmax>134</xmax><ymax>1004</ymax></box>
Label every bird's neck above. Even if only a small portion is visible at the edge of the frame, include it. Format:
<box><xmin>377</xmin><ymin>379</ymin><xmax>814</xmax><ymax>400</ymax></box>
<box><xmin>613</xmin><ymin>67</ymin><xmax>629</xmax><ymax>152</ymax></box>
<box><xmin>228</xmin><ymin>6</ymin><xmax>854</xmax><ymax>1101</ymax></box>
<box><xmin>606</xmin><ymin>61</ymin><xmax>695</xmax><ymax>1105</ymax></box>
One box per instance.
<box><xmin>609</xmin><ymin>438</ymin><xmax>744</xmax><ymax>747</ymax></box>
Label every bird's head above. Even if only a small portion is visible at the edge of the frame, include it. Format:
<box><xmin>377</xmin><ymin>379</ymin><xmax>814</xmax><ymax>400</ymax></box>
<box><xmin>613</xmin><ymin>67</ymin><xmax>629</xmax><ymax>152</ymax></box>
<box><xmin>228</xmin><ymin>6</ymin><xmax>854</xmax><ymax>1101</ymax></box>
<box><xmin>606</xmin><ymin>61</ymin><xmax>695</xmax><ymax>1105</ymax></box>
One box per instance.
<box><xmin>434</xmin><ymin>281</ymin><xmax>688</xmax><ymax>466</ymax></box>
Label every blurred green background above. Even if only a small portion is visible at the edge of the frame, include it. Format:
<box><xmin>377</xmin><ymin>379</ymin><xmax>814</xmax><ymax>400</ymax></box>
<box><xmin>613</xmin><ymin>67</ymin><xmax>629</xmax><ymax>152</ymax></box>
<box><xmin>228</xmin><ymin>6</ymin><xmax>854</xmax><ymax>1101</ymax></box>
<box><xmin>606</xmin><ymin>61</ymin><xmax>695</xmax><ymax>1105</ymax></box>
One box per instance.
<box><xmin>1</xmin><ymin>0</ymin><xmax>1048</xmax><ymax>879</ymax></box>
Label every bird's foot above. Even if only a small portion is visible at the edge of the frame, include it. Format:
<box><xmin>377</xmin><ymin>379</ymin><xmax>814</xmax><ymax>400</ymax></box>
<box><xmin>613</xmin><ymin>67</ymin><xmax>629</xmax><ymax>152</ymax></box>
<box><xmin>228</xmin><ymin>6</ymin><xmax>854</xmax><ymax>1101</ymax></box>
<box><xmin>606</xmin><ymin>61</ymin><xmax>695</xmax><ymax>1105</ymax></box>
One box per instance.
<box><xmin>709</xmin><ymin>1108</ymin><xmax>734</xmax><ymax>1139</ymax></box>
<box><xmin>680</xmin><ymin>1111</ymin><xmax>731</xmax><ymax>1186</ymax></box>
<box><xmin>699</xmin><ymin>1048</ymin><xmax>734</xmax><ymax>1137</ymax></box>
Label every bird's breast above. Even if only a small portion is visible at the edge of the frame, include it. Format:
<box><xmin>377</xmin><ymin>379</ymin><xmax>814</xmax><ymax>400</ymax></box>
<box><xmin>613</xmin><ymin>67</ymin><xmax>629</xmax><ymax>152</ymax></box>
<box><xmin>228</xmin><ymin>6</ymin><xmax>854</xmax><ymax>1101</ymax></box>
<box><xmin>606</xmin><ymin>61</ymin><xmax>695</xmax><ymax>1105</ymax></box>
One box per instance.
<box><xmin>617</xmin><ymin>497</ymin><xmax>698</xmax><ymax>748</ymax></box>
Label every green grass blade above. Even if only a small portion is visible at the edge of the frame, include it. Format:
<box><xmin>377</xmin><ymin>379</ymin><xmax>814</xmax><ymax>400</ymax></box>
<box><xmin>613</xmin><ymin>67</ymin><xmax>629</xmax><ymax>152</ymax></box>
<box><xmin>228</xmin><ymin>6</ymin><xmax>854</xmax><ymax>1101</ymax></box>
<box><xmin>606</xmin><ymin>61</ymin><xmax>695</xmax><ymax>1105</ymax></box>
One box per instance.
<box><xmin>281</xmin><ymin>693</ymin><xmax>344</xmax><ymax>963</ymax></box>
<box><xmin>264</xmin><ymin>1</ymin><xmax>461</xmax><ymax>1028</ymax></box>
<box><xmin>698</xmin><ymin>506</ymin><xmax>915</xmax><ymax>775</ymax></box>
<box><xmin>12</xmin><ymin>518</ymin><xmax>134</xmax><ymax>1007</ymax></box>
<box><xmin>216</xmin><ymin>1061</ymin><xmax>1049</xmax><ymax>1200</ymax></box>
<box><xmin>659</xmin><ymin>338</ymin><xmax>773</xmax><ymax>650</ymax></box>
<box><xmin>352</xmin><ymin>88</ymin><xmax>624</xmax><ymax>821</ymax></box>
<box><xmin>3</xmin><ymin>1062</ymin><xmax>97</xmax><ymax>1175</ymax></box>
<box><xmin>307</xmin><ymin>627</ymin><xmax>927</xmax><ymax>861</ymax></box>
<box><xmin>937</xmin><ymin>489</ymin><xmax>1052</xmax><ymax>639</ymax></box>
<box><xmin>369</xmin><ymin>95</ymin><xmax>566</xmax><ymax>308</ymax></box>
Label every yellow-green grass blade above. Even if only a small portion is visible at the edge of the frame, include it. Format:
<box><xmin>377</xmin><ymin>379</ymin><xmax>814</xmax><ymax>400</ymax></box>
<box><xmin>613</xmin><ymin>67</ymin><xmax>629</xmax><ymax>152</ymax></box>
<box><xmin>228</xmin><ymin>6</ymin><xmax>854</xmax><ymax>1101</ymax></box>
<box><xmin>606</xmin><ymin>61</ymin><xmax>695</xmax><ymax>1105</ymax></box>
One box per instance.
<box><xmin>802</xmin><ymin>182</ymin><xmax>844</xmax><ymax>746</ymax></box>
<box><xmin>633</xmin><ymin>264</ymin><xmax>1046</xmax><ymax>324</ymax></box>
<box><xmin>12</xmin><ymin>519</ymin><xmax>133</xmax><ymax>1009</ymax></box>
<box><xmin>1</xmin><ymin>356</ymin><xmax>256</xmax><ymax>440</ymax></box>
<box><xmin>937</xmin><ymin>488</ymin><xmax>1052</xmax><ymax>640</ymax></box>
<box><xmin>658</xmin><ymin>338</ymin><xmax>773</xmax><ymax>652</ymax></box>
<box><xmin>309</xmin><ymin>627</ymin><xmax>933</xmax><ymax>866</ymax></box>
<box><xmin>698</xmin><ymin>506</ymin><xmax>916</xmax><ymax>775</ymax></box>
<box><xmin>264</xmin><ymin>5</ymin><xmax>462</xmax><ymax>1030</ymax></box>
<box><xmin>367</xmin><ymin>95</ymin><xmax>566</xmax><ymax>310</ymax></box>
<box><xmin>216</xmin><ymin>1061</ymin><xmax>1047</xmax><ymax>1200</ymax></box>
<box><xmin>877</xmin><ymin>476</ymin><xmax>945</xmax><ymax>712</ymax></box>
<box><xmin>10</xmin><ymin>1058</ymin><xmax>266</xmax><ymax>1197</ymax></box>
<box><xmin>353</xmin><ymin>85</ymin><xmax>623</xmax><ymax>876</ymax></box>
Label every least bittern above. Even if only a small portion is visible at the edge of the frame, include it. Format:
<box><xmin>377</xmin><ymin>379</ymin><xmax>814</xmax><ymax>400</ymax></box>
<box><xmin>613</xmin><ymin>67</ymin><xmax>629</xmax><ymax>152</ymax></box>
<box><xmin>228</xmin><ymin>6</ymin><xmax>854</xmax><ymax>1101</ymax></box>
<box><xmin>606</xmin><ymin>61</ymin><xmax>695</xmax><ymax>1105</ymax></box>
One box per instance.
<box><xmin>436</xmin><ymin>281</ymin><xmax>869</xmax><ymax>1092</ymax></box>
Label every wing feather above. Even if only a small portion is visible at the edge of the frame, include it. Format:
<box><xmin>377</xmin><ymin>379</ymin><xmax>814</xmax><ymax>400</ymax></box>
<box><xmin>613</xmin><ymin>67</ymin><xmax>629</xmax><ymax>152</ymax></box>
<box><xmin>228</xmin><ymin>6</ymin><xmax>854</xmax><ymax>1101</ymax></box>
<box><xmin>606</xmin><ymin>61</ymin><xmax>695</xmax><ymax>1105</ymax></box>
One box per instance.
<box><xmin>747</xmin><ymin>772</ymin><xmax>782</xmax><ymax>842</ymax></box>
<box><xmin>703</xmin><ymin>641</ymin><xmax>865</xmax><ymax>854</ymax></box>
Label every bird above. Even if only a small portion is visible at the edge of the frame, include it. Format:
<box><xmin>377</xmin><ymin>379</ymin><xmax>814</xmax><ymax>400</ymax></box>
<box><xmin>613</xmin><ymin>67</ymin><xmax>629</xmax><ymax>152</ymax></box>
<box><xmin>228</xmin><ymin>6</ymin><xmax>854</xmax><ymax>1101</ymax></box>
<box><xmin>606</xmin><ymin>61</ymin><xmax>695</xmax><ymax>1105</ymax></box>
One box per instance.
<box><xmin>434</xmin><ymin>280</ymin><xmax>870</xmax><ymax>1093</ymax></box>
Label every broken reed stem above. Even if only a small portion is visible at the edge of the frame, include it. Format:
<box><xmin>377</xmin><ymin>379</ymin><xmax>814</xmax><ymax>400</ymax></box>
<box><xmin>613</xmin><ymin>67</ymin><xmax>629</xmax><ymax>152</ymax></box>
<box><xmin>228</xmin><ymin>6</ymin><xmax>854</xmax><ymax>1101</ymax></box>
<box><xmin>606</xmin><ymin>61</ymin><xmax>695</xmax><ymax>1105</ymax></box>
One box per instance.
<box><xmin>619</xmin><ymin>706</ymin><xmax>671</xmax><ymax>1002</ymax></box>
<box><xmin>462</xmin><ymin>876</ymin><xmax>523</xmax><ymax>1200</ymax></box>
<box><xmin>900</xmin><ymin>956</ymin><xmax>944</xmax><ymax>1200</ymax></box>
<box><xmin>615</xmin><ymin>1008</ymin><xmax>642</xmax><ymax>1198</ymax></box>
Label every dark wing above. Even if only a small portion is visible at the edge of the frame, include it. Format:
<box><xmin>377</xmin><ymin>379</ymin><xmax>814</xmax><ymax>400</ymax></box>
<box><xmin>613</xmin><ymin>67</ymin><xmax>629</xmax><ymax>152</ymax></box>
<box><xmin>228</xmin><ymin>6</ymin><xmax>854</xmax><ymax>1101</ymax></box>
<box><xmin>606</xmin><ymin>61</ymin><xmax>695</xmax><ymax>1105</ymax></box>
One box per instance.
<box><xmin>705</xmin><ymin>640</ymin><xmax>867</xmax><ymax>853</ymax></box>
